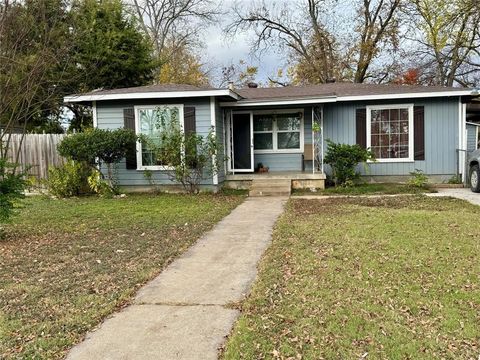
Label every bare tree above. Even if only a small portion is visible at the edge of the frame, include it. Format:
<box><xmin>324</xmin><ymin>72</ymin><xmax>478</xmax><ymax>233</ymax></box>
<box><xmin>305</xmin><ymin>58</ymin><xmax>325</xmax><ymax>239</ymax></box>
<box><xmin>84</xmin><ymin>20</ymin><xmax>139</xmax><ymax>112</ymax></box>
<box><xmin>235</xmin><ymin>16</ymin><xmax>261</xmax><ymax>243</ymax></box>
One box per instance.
<box><xmin>226</xmin><ymin>0</ymin><xmax>342</xmax><ymax>85</ymax></box>
<box><xmin>352</xmin><ymin>0</ymin><xmax>402</xmax><ymax>83</ymax></box>
<box><xmin>225</xmin><ymin>0</ymin><xmax>402</xmax><ymax>84</ymax></box>
<box><xmin>408</xmin><ymin>0</ymin><xmax>480</xmax><ymax>87</ymax></box>
<box><xmin>129</xmin><ymin>0</ymin><xmax>219</xmax><ymax>80</ymax></box>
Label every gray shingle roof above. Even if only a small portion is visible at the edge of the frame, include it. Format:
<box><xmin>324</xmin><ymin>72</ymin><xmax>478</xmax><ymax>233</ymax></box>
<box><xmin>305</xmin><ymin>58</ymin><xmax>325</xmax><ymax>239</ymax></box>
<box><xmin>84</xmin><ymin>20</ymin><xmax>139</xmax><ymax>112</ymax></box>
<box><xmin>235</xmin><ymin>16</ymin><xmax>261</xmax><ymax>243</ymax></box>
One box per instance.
<box><xmin>235</xmin><ymin>83</ymin><xmax>470</xmax><ymax>101</ymax></box>
<box><xmin>77</xmin><ymin>83</ymin><xmax>217</xmax><ymax>97</ymax></box>
<box><xmin>66</xmin><ymin>82</ymin><xmax>474</xmax><ymax>103</ymax></box>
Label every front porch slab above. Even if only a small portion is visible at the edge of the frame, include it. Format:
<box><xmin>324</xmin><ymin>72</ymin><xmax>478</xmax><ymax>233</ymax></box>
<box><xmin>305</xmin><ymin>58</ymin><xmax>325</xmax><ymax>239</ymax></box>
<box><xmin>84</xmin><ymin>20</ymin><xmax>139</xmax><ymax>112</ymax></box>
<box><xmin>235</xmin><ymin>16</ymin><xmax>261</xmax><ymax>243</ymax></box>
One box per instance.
<box><xmin>225</xmin><ymin>171</ymin><xmax>326</xmax><ymax>190</ymax></box>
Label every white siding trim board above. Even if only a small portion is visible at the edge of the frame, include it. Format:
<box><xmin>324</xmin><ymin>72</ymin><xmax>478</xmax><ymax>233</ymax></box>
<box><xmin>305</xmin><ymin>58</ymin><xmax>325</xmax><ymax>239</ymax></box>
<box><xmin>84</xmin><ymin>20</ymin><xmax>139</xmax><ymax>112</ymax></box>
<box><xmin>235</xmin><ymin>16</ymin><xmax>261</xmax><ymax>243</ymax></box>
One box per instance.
<box><xmin>210</xmin><ymin>96</ymin><xmax>218</xmax><ymax>185</ymax></box>
<box><xmin>65</xmin><ymin>89</ymin><xmax>240</xmax><ymax>103</ymax></box>
<box><xmin>92</xmin><ymin>101</ymin><xmax>98</xmax><ymax>128</ymax></box>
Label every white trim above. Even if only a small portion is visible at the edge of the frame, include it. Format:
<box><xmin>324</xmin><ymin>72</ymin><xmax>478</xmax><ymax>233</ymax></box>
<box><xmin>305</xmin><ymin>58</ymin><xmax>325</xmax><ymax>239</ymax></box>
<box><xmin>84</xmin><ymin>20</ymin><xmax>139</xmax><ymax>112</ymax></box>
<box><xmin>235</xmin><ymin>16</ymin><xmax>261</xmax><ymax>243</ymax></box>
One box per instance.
<box><xmin>459</xmin><ymin>101</ymin><xmax>467</xmax><ymax>179</ymax></box>
<box><xmin>92</xmin><ymin>101</ymin><xmax>97</xmax><ymax>128</ymax></box>
<box><xmin>366</xmin><ymin>104</ymin><xmax>414</xmax><ymax>163</ymax></box>
<box><xmin>337</xmin><ymin>91</ymin><xmax>473</xmax><ymax>102</ymax></box>
<box><xmin>226</xmin><ymin>111</ymin><xmax>233</xmax><ymax>173</ymax></box>
<box><xmin>134</xmin><ymin>104</ymin><xmax>184</xmax><ymax>171</ymax></box>
<box><xmin>466</xmin><ymin>122</ymin><xmax>480</xmax><ymax>126</ymax></box>
<box><xmin>66</xmin><ymin>88</ymin><xmax>474</xmax><ymax>106</ymax></box>
<box><xmin>210</xmin><ymin>96</ymin><xmax>218</xmax><ymax>185</ymax></box>
<box><xmin>311</xmin><ymin>107</ymin><xmax>315</xmax><ymax>175</ymax></box>
<box><xmin>320</xmin><ymin>106</ymin><xmax>324</xmax><ymax>173</ymax></box>
<box><xmin>220</xmin><ymin>97</ymin><xmax>336</xmax><ymax>107</ymax></box>
<box><xmin>251</xmin><ymin>109</ymin><xmax>304</xmax><ymax>154</ymax></box>
<box><xmin>219</xmin><ymin>90</ymin><xmax>474</xmax><ymax>108</ymax></box>
<box><xmin>64</xmin><ymin>89</ymin><xmax>240</xmax><ymax>103</ymax></box>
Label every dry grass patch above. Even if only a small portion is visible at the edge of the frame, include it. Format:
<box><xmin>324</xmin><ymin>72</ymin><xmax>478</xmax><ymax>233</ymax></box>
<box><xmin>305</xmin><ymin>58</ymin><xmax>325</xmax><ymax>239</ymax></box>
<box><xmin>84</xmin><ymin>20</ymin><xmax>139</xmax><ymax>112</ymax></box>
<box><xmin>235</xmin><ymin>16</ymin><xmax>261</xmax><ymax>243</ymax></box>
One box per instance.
<box><xmin>0</xmin><ymin>193</ymin><xmax>243</xmax><ymax>359</ymax></box>
<box><xmin>223</xmin><ymin>196</ymin><xmax>480</xmax><ymax>359</ymax></box>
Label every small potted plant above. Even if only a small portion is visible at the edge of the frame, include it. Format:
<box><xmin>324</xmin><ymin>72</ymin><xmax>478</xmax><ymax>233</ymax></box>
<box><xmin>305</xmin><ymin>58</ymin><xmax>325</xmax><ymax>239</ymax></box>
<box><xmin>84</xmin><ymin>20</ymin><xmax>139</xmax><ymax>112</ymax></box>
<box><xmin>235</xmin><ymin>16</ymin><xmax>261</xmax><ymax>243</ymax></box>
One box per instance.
<box><xmin>256</xmin><ymin>162</ymin><xmax>269</xmax><ymax>173</ymax></box>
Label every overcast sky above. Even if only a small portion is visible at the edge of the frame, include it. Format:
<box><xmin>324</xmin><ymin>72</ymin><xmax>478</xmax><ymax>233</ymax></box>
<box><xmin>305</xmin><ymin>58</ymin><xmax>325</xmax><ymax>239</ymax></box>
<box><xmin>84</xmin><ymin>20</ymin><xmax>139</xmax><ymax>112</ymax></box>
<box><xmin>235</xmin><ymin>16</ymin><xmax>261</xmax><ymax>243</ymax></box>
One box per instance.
<box><xmin>201</xmin><ymin>0</ymin><xmax>285</xmax><ymax>86</ymax></box>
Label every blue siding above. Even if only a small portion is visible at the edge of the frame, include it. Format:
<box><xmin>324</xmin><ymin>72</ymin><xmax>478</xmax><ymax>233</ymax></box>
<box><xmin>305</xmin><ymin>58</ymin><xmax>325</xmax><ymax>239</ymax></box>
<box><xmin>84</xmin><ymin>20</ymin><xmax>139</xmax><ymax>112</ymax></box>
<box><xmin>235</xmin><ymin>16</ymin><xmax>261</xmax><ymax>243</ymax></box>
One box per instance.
<box><xmin>95</xmin><ymin>98</ymin><xmax>214</xmax><ymax>186</ymax></box>
<box><xmin>254</xmin><ymin>153</ymin><xmax>303</xmax><ymax>171</ymax></box>
<box><xmin>96</xmin><ymin>95</ymin><xmax>462</xmax><ymax>184</ymax></box>
<box><xmin>323</xmin><ymin>98</ymin><xmax>460</xmax><ymax>176</ymax></box>
<box><xmin>467</xmin><ymin>123</ymin><xmax>478</xmax><ymax>152</ymax></box>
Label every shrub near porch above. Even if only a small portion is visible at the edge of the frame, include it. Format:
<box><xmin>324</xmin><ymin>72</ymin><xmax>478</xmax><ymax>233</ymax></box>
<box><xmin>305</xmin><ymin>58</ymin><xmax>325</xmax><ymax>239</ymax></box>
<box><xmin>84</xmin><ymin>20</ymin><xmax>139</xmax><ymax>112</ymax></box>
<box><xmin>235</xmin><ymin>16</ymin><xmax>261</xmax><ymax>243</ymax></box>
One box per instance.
<box><xmin>0</xmin><ymin>193</ymin><xmax>243</xmax><ymax>359</ymax></box>
<box><xmin>223</xmin><ymin>196</ymin><xmax>480</xmax><ymax>359</ymax></box>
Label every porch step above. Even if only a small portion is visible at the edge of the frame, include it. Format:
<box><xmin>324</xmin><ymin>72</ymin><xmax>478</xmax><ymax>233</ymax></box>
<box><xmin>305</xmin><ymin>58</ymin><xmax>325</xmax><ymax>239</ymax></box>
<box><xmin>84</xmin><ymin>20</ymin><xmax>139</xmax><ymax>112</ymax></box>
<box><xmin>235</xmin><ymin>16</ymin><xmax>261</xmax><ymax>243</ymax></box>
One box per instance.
<box><xmin>249</xmin><ymin>179</ymin><xmax>291</xmax><ymax>197</ymax></box>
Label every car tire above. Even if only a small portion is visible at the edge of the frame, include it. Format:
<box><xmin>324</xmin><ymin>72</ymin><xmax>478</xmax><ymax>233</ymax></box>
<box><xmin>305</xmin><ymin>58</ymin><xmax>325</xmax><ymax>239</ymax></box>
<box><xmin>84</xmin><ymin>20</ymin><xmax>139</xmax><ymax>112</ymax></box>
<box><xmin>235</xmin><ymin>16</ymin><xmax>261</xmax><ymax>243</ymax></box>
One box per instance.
<box><xmin>470</xmin><ymin>165</ymin><xmax>480</xmax><ymax>192</ymax></box>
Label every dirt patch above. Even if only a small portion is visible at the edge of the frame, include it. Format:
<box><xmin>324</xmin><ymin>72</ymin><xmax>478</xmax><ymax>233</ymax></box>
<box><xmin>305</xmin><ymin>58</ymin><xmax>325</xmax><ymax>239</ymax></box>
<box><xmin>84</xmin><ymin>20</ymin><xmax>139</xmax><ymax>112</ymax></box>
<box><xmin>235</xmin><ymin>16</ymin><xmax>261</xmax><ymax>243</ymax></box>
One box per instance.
<box><xmin>289</xmin><ymin>195</ymin><xmax>475</xmax><ymax>214</ymax></box>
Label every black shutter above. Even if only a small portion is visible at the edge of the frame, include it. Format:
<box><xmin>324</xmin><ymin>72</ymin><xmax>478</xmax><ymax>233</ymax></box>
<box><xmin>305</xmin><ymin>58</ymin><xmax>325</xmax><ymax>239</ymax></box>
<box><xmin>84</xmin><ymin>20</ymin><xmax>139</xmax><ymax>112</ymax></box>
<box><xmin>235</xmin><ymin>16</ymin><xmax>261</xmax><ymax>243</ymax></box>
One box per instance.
<box><xmin>123</xmin><ymin>108</ymin><xmax>137</xmax><ymax>169</ymax></box>
<box><xmin>414</xmin><ymin>106</ymin><xmax>425</xmax><ymax>160</ymax></box>
<box><xmin>184</xmin><ymin>107</ymin><xmax>196</xmax><ymax>136</ymax></box>
<box><xmin>356</xmin><ymin>108</ymin><xmax>367</xmax><ymax>148</ymax></box>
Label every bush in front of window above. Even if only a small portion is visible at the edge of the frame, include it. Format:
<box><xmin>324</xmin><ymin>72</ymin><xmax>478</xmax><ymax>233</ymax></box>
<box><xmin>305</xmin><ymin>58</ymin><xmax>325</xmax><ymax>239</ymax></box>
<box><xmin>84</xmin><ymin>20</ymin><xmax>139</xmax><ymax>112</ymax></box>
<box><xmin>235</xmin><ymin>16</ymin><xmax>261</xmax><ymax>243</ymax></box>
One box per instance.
<box><xmin>324</xmin><ymin>140</ymin><xmax>375</xmax><ymax>187</ymax></box>
<box><xmin>57</xmin><ymin>128</ymin><xmax>138</xmax><ymax>194</ymax></box>
<box><xmin>143</xmin><ymin>117</ymin><xmax>221</xmax><ymax>194</ymax></box>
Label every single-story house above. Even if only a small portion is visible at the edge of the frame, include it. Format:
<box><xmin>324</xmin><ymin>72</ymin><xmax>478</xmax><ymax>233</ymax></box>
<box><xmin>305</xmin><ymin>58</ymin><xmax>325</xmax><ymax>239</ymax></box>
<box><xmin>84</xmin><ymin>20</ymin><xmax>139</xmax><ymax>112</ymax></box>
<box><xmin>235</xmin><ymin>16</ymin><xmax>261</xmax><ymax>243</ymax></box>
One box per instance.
<box><xmin>64</xmin><ymin>82</ymin><xmax>480</xmax><ymax>193</ymax></box>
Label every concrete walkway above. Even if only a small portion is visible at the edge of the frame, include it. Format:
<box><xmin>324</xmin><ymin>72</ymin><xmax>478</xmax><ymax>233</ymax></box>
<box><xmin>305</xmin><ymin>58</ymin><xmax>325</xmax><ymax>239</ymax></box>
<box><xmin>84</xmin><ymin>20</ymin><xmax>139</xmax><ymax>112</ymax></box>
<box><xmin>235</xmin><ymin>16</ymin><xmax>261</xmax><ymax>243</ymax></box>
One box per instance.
<box><xmin>66</xmin><ymin>197</ymin><xmax>287</xmax><ymax>360</ymax></box>
<box><xmin>427</xmin><ymin>187</ymin><xmax>480</xmax><ymax>206</ymax></box>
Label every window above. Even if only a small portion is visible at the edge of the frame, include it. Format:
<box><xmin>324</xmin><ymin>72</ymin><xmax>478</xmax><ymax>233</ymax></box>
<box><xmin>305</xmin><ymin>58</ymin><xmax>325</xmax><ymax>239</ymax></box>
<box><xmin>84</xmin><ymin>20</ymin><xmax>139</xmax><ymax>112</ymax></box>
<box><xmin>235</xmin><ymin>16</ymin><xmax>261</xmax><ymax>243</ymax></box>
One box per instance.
<box><xmin>135</xmin><ymin>105</ymin><xmax>183</xmax><ymax>169</ymax></box>
<box><xmin>253</xmin><ymin>111</ymin><xmax>303</xmax><ymax>152</ymax></box>
<box><xmin>276</xmin><ymin>114</ymin><xmax>301</xmax><ymax>149</ymax></box>
<box><xmin>253</xmin><ymin>114</ymin><xmax>274</xmax><ymax>150</ymax></box>
<box><xmin>367</xmin><ymin>105</ymin><xmax>413</xmax><ymax>162</ymax></box>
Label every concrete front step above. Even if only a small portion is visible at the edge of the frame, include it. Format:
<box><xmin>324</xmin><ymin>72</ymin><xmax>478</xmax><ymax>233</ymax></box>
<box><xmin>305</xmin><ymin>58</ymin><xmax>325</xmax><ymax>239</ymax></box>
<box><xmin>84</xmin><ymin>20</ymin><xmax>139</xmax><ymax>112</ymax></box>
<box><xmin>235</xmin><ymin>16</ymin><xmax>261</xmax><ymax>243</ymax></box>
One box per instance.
<box><xmin>249</xmin><ymin>179</ymin><xmax>291</xmax><ymax>197</ymax></box>
<box><xmin>249</xmin><ymin>190</ymin><xmax>291</xmax><ymax>197</ymax></box>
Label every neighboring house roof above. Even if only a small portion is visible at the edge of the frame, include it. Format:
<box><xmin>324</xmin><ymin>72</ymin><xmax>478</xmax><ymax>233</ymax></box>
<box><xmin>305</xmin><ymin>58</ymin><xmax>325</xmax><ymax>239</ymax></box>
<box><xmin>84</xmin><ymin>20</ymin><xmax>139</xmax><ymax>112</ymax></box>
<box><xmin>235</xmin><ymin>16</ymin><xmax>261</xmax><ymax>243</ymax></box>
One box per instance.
<box><xmin>64</xmin><ymin>82</ymin><xmax>478</xmax><ymax>105</ymax></box>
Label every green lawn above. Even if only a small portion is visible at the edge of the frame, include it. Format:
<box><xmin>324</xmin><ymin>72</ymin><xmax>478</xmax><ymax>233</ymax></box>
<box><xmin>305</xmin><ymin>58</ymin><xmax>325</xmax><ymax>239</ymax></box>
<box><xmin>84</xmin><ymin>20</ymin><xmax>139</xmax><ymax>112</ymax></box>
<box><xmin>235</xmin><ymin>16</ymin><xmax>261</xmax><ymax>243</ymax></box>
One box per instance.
<box><xmin>0</xmin><ymin>193</ymin><xmax>243</xmax><ymax>359</ymax></box>
<box><xmin>223</xmin><ymin>196</ymin><xmax>480</xmax><ymax>359</ymax></box>
<box><xmin>292</xmin><ymin>183</ymin><xmax>435</xmax><ymax>196</ymax></box>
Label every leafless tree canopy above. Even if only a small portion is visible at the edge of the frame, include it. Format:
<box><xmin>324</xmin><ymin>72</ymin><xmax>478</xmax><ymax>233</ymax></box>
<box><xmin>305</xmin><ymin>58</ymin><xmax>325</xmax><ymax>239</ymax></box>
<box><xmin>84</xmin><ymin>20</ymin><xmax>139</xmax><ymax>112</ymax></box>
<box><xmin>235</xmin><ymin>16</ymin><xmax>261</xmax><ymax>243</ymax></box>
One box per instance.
<box><xmin>130</xmin><ymin>0</ymin><xmax>219</xmax><ymax>65</ymax></box>
<box><xmin>225</xmin><ymin>0</ymin><xmax>341</xmax><ymax>84</ymax></box>
<box><xmin>226</xmin><ymin>0</ymin><xmax>479</xmax><ymax>87</ymax></box>
<box><xmin>407</xmin><ymin>0</ymin><xmax>480</xmax><ymax>87</ymax></box>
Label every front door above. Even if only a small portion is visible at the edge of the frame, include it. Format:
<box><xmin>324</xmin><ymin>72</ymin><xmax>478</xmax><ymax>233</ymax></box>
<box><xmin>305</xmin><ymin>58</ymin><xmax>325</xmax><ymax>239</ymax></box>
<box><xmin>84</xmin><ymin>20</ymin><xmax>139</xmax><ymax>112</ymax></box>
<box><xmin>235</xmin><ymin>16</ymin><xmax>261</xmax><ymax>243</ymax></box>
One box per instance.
<box><xmin>231</xmin><ymin>112</ymin><xmax>253</xmax><ymax>172</ymax></box>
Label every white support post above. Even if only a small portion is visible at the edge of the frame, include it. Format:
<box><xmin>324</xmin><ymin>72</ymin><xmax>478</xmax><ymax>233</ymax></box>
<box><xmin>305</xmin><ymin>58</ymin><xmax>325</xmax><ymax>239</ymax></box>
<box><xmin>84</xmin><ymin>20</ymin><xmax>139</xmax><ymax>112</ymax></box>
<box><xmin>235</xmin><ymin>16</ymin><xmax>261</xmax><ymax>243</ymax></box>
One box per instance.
<box><xmin>311</xmin><ymin>107</ymin><xmax>315</xmax><ymax>174</ymax></box>
<box><xmin>462</xmin><ymin>102</ymin><xmax>467</xmax><ymax>181</ymax></box>
<box><xmin>210</xmin><ymin>96</ymin><xmax>218</xmax><ymax>185</ymax></box>
<box><xmin>92</xmin><ymin>101</ymin><xmax>97</xmax><ymax>128</ymax></box>
<box><xmin>321</xmin><ymin>105</ymin><xmax>324</xmax><ymax>174</ymax></box>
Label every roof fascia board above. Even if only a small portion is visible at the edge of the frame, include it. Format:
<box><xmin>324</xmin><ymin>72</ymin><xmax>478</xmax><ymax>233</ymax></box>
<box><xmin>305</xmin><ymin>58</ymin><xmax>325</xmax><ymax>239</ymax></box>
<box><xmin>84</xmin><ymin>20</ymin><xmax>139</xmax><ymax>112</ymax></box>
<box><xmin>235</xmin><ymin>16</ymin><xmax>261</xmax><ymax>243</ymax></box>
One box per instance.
<box><xmin>337</xmin><ymin>91</ymin><xmax>473</xmax><ymax>102</ymax></box>
<box><xmin>219</xmin><ymin>97</ymin><xmax>337</xmax><ymax>107</ymax></box>
<box><xmin>64</xmin><ymin>89</ymin><xmax>241</xmax><ymax>103</ymax></box>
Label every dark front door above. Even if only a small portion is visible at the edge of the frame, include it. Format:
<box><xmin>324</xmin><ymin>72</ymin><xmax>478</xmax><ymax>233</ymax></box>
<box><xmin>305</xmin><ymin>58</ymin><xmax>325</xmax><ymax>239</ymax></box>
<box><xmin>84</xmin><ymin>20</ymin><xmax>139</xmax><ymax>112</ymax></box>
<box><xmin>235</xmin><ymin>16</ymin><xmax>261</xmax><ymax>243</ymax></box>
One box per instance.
<box><xmin>231</xmin><ymin>113</ymin><xmax>253</xmax><ymax>172</ymax></box>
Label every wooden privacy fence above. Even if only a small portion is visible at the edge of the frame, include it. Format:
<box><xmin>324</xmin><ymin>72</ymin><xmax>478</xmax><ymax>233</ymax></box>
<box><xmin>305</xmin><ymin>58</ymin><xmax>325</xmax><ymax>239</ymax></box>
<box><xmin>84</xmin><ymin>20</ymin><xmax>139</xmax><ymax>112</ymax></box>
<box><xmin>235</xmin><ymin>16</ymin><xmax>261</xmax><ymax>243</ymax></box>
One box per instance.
<box><xmin>6</xmin><ymin>134</ymin><xmax>67</xmax><ymax>180</ymax></box>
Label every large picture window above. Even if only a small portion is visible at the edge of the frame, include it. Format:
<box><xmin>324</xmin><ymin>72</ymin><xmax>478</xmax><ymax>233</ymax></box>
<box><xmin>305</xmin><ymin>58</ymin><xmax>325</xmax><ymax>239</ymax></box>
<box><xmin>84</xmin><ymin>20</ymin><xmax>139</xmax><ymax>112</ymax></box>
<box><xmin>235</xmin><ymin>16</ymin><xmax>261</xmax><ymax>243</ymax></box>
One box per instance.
<box><xmin>367</xmin><ymin>105</ymin><xmax>413</xmax><ymax>162</ymax></box>
<box><xmin>253</xmin><ymin>111</ymin><xmax>303</xmax><ymax>153</ymax></box>
<box><xmin>135</xmin><ymin>105</ymin><xmax>184</xmax><ymax>169</ymax></box>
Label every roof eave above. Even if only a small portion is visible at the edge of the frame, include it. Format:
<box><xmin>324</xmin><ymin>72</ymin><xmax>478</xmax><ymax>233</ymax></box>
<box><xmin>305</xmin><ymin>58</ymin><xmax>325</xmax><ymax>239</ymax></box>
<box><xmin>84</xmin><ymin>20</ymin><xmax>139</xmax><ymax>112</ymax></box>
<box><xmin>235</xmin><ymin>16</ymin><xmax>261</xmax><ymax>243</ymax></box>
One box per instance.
<box><xmin>219</xmin><ymin>96</ymin><xmax>337</xmax><ymax>107</ymax></box>
<box><xmin>64</xmin><ymin>89</ymin><xmax>241</xmax><ymax>103</ymax></box>
<box><xmin>221</xmin><ymin>90</ymin><xmax>476</xmax><ymax>107</ymax></box>
<box><xmin>336</xmin><ymin>90</ymin><xmax>475</xmax><ymax>102</ymax></box>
